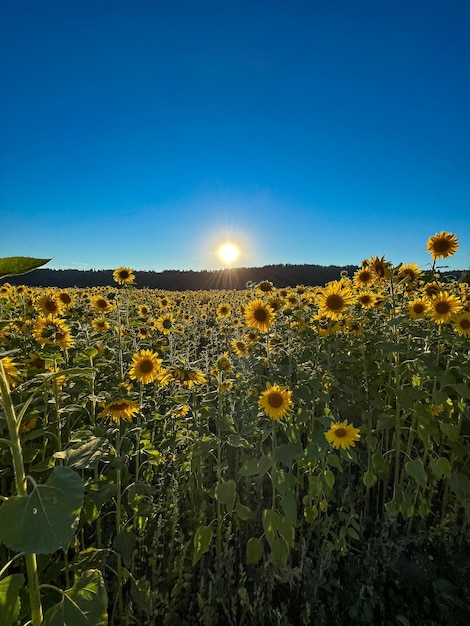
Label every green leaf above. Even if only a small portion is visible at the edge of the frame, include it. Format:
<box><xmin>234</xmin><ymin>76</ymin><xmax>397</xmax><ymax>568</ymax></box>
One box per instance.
<box><xmin>238</xmin><ymin>454</ymin><xmax>272</xmax><ymax>477</ymax></box>
<box><xmin>53</xmin><ymin>437</ymin><xmax>110</xmax><ymax>470</ymax></box>
<box><xmin>430</xmin><ymin>456</ymin><xmax>452</xmax><ymax>479</ymax></box>
<box><xmin>0</xmin><ymin>256</ymin><xmax>51</xmax><ymax>279</ymax></box>
<box><xmin>262</xmin><ymin>508</ymin><xmax>280</xmax><ymax>544</ymax></box>
<box><xmin>226</xmin><ymin>434</ymin><xmax>253</xmax><ymax>449</ymax></box>
<box><xmin>274</xmin><ymin>442</ymin><xmax>303</xmax><ymax>467</ymax></box>
<box><xmin>270</xmin><ymin>537</ymin><xmax>289</xmax><ymax>566</ymax></box>
<box><xmin>246</xmin><ymin>537</ymin><xmax>263</xmax><ymax>564</ymax></box>
<box><xmin>405</xmin><ymin>458</ymin><xmax>427</xmax><ymax>488</ymax></box>
<box><xmin>323</xmin><ymin>469</ymin><xmax>335</xmax><ymax>490</ymax></box>
<box><xmin>192</xmin><ymin>525</ymin><xmax>213</xmax><ymax>566</ymax></box>
<box><xmin>43</xmin><ymin>569</ymin><xmax>108</xmax><ymax>626</ymax></box>
<box><xmin>0</xmin><ymin>574</ymin><xmax>24</xmax><ymax>626</ymax></box>
<box><xmin>0</xmin><ymin>466</ymin><xmax>84</xmax><ymax>553</ymax></box>
<box><xmin>450</xmin><ymin>472</ymin><xmax>470</xmax><ymax>506</ymax></box>
<box><xmin>440</xmin><ymin>422</ymin><xmax>459</xmax><ymax>442</ymax></box>
<box><xmin>113</xmin><ymin>529</ymin><xmax>137</xmax><ymax>568</ymax></box>
<box><xmin>235</xmin><ymin>502</ymin><xmax>252</xmax><ymax>520</ymax></box>
<box><xmin>215</xmin><ymin>479</ymin><xmax>236</xmax><ymax>514</ymax></box>
<box><xmin>363</xmin><ymin>470</ymin><xmax>377</xmax><ymax>489</ymax></box>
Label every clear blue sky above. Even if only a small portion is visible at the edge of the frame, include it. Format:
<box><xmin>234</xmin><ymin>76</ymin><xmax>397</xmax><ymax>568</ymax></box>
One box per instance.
<box><xmin>1</xmin><ymin>0</ymin><xmax>469</xmax><ymax>273</ymax></box>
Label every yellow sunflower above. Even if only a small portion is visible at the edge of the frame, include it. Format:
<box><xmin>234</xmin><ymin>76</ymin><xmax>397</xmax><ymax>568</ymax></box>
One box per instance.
<box><xmin>317</xmin><ymin>280</ymin><xmax>355</xmax><ymax>320</ymax></box>
<box><xmin>90</xmin><ymin>295</ymin><xmax>115</xmax><ymax>313</ymax></box>
<box><xmin>430</xmin><ymin>292</ymin><xmax>461</xmax><ymax>324</ymax></box>
<box><xmin>398</xmin><ymin>263</ymin><xmax>422</xmax><ymax>284</ymax></box>
<box><xmin>356</xmin><ymin>290</ymin><xmax>377</xmax><ymax>309</ymax></box>
<box><xmin>216</xmin><ymin>303</ymin><xmax>232</xmax><ymax>319</ymax></box>
<box><xmin>244</xmin><ymin>298</ymin><xmax>275</xmax><ymax>332</ymax></box>
<box><xmin>128</xmin><ymin>350</ymin><xmax>163</xmax><ymax>384</ymax></box>
<box><xmin>453</xmin><ymin>312</ymin><xmax>470</xmax><ymax>336</ymax></box>
<box><xmin>423</xmin><ymin>281</ymin><xmax>440</xmax><ymax>299</ymax></box>
<box><xmin>92</xmin><ymin>318</ymin><xmax>110</xmax><ymax>333</ymax></box>
<box><xmin>256</xmin><ymin>280</ymin><xmax>275</xmax><ymax>294</ymax></box>
<box><xmin>216</xmin><ymin>352</ymin><xmax>232</xmax><ymax>372</ymax></box>
<box><xmin>137</xmin><ymin>304</ymin><xmax>151</xmax><ymax>318</ymax></box>
<box><xmin>35</xmin><ymin>292</ymin><xmax>64</xmax><ymax>317</ymax></box>
<box><xmin>19</xmin><ymin>417</ymin><xmax>38</xmax><ymax>434</ymax></box>
<box><xmin>113</xmin><ymin>266</ymin><xmax>135</xmax><ymax>285</ymax></box>
<box><xmin>1</xmin><ymin>356</ymin><xmax>21</xmax><ymax>387</ymax></box>
<box><xmin>231</xmin><ymin>338</ymin><xmax>251</xmax><ymax>356</ymax></box>
<box><xmin>259</xmin><ymin>383</ymin><xmax>293</xmax><ymax>421</ymax></box>
<box><xmin>172</xmin><ymin>404</ymin><xmax>190</xmax><ymax>418</ymax></box>
<box><xmin>154</xmin><ymin>313</ymin><xmax>175</xmax><ymax>335</ymax></box>
<box><xmin>163</xmin><ymin>365</ymin><xmax>207</xmax><ymax>388</ymax></box>
<box><xmin>353</xmin><ymin>266</ymin><xmax>375</xmax><ymax>288</ymax></box>
<box><xmin>325</xmin><ymin>420</ymin><xmax>361</xmax><ymax>449</ymax></box>
<box><xmin>98</xmin><ymin>398</ymin><xmax>139</xmax><ymax>423</ymax></box>
<box><xmin>426</xmin><ymin>232</ymin><xmax>459</xmax><ymax>260</ymax></box>
<box><xmin>368</xmin><ymin>255</ymin><xmax>393</xmax><ymax>280</ymax></box>
<box><xmin>33</xmin><ymin>317</ymin><xmax>75</xmax><ymax>350</ymax></box>
<box><xmin>407</xmin><ymin>298</ymin><xmax>429</xmax><ymax>320</ymax></box>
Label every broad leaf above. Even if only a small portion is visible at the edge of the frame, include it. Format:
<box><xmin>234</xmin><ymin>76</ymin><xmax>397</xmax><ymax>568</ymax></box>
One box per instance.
<box><xmin>0</xmin><ymin>256</ymin><xmax>51</xmax><ymax>279</ymax></box>
<box><xmin>215</xmin><ymin>479</ymin><xmax>236</xmax><ymax>514</ymax></box>
<box><xmin>405</xmin><ymin>458</ymin><xmax>427</xmax><ymax>488</ymax></box>
<box><xmin>192</xmin><ymin>525</ymin><xmax>213</xmax><ymax>566</ymax></box>
<box><xmin>0</xmin><ymin>466</ymin><xmax>84</xmax><ymax>553</ymax></box>
<box><xmin>0</xmin><ymin>574</ymin><xmax>24</xmax><ymax>626</ymax></box>
<box><xmin>246</xmin><ymin>537</ymin><xmax>263</xmax><ymax>564</ymax></box>
<box><xmin>43</xmin><ymin>569</ymin><xmax>108</xmax><ymax>626</ymax></box>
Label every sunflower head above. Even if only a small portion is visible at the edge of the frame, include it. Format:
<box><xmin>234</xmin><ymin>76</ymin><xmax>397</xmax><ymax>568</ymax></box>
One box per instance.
<box><xmin>98</xmin><ymin>398</ymin><xmax>139</xmax><ymax>423</ymax></box>
<box><xmin>113</xmin><ymin>267</ymin><xmax>136</xmax><ymax>285</ymax></box>
<box><xmin>244</xmin><ymin>298</ymin><xmax>275</xmax><ymax>332</ymax></box>
<box><xmin>426</xmin><ymin>232</ymin><xmax>459</xmax><ymax>260</ymax></box>
<box><xmin>325</xmin><ymin>420</ymin><xmax>361</xmax><ymax>449</ymax></box>
<box><xmin>128</xmin><ymin>350</ymin><xmax>163</xmax><ymax>384</ymax></box>
<box><xmin>453</xmin><ymin>312</ymin><xmax>470</xmax><ymax>336</ymax></box>
<box><xmin>259</xmin><ymin>383</ymin><xmax>293</xmax><ymax>421</ymax></box>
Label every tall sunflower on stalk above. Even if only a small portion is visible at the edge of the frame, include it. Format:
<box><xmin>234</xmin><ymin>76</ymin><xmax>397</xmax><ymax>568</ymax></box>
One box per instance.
<box><xmin>98</xmin><ymin>398</ymin><xmax>140</xmax><ymax>424</ymax></box>
<box><xmin>244</xmin><ymin>298</ymin><xmax>275</xmax><ymax>332</ymax></box>
<box><xmin>430</xmin><ymin>292</ymin><xmax>461</xmax><ymax>324</ymax></box>
<box><xmin>317</xmin><ymin>280</ymin><xmax>355</xmax><ymax>320</ymax></box>
<box><xmin>259</xmin><ymin>383</ymin><xmax>293</xmax><ymax>421</ymax></box>
<box><xmin>128</xmin><ymin>350</ymin><xmax>163</xmax><ymax>384</ymax></box>
<box><xmin>426</xmin><ymin>232</ymin><xmax>459</xmax><ymax>261</ymax></box>
<box><xmin>325</xmin><ymin>420</ymin><xmax>361</xmax><ymax>450</ymax></box>
<box><xmin>113</xmin><ymin>266</ymin><xmax>135</xmax><ymax>285</ymax></box>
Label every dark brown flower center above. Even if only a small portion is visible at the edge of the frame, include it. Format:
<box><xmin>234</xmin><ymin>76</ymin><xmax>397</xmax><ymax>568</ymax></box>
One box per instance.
<box><xmin>254</xmin><ymin>308</ymin><xmax>268</xmax><ymax>322</ymax></box>
<box><xmin>268</xmin><ymin>393</ymin><xmax>283</xmax><ymax>408</ymax></box>
<box><xmin>335</xmin><ymin>427</ymin><xmax>347</xmax><ymax>438</ymax></box>
<box><xmin>435</xmin><ymin>302</ymin><xmax>450</xmax><ymax>314</ymax></box>
<box><xmin>433</xmin><ymin>239</ymin><xmax>451</xmax><ymax>253</ymax></box>
<box><xmin>459</xmin><ymin>319</ymin><xmax>470</xmax><ymax>330</ymax></box>
<box><xmin>140</xmin><ymin>360</ymin><xmax>154</xmax><ymax>373</ymax></box>
<box><xmin>326</xmin><ymin>294</ymin><xmax>344</xmax><ymax>311</ymax></box>
<box><xmin>413</xmin><ymin>303</ymin><xmax>425</xmax><ymax>314</ymax></box>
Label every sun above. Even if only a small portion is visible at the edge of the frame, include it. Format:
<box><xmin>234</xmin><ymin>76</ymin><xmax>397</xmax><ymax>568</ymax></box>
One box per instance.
<box><xmin>218</xmin><ymin>242</ymin><xmax>240</xmax><ymax>265</ymax></box>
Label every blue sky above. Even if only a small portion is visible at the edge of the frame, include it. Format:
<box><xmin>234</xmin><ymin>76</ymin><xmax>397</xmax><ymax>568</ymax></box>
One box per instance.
<box><xmin>1</xmin><ymin>0</ymin><xmax>469</xmax><ymax>273</ymax></box>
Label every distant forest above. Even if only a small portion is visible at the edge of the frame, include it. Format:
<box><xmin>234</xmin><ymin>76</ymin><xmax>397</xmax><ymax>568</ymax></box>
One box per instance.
<box><xmin>1</xmin><ymin>264</ymin><xmax>465</xmax><ymax>291</ymax></box>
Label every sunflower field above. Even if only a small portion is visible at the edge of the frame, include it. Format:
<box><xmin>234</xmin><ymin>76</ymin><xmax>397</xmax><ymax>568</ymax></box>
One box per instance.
<box><xmin>0</xmin><ymin>233</ymin><xmax>469</xmax><ymax>626</ymax></box>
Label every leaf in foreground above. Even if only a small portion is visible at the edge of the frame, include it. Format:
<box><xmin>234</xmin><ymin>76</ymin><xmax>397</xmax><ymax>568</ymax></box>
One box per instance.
<box><xmin>0</xmin><ymin>574</ymin><xmax>24</xmax><ymax>626</ymax></box>
<box><xmin>43</xmin><ymin>569</ymin><xmax>108</xmax><ymax>626</ymax></box>
<box><xmin>0</xmin><ymin>466</ymin><xmax>84</xmax><ymax>553</ymax></box>
<box><xmin>0</xmin><ymin>256</ymin><xmax>51</xmax><ymax>279</ymax></box>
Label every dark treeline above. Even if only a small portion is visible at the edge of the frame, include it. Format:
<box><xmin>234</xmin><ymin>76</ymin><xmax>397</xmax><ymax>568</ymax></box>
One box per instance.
<box><xmin>2</xmin><ymin>264</ymin><xmax>465</xmax><ymax>291</ymax></box>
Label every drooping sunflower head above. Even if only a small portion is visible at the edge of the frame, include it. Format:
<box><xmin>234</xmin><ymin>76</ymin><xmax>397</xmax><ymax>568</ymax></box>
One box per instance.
<box><xmin>92</xmin><ymin>318</ymin><xmax>110</xmax><ymax>333</ymax></box>
<box><xmin>259</xmin><ymin>382</ymin><xmax>293</xmax><ymax>421</ymax></box>
<box><xmin>426</xmin><ymin>232</ymin><xmax>459</xmax><ymax>260</ymax></box>
<box><xmin>368</xmin><ymin>255</ymin><xmax>393</xmax><ymax>280</ymax></box>
<box><xmin>325</xmin><ymin>420</ymin><xmax>361</xmax><ymax>449</ymax></box>
<box><xmin>423</xmin><ymin>281</ymin><xmax>440</xmax><ymax>299</ymax></box>
<box><xmin>244</xmin><ymin>298</ymin><xmax>275</xmax><ymax>332</ymax></box>
<box><xmin>91</xmin><ymin>295</ymin><xmax>115</xmax><ymax>313</ymax></box>
<box><xmin>128</xmin><ymin>350</ymin><xmax>162</xmax><ymax>384</ymax></box>
<box><xmin>113</xmin><ymin>266</ymin><xmax>136</xmax><ymax>285</ymax></box>
<box><xmin>430</xmin><ymin>292</ymin><xmax>462</xmax><ymax>324</ymax></box>
<box><xmin>256</xmin><ymin>281</ymin><xmax>275</xmax><ymax>294</ymax></box>
<box><xmin>98</xmin><ymin>398</ymin><xmax>139</xmax><ymax>423</ymax></box>
<box><xmin>398</xmin><ymin>263</ymin><xmax>422</xmax><ymax>284</ymax></box>
<box><xmin>33</xmin><ymin>317</ymin><xmax>75</xmax><ymax>350</ymax></box>
<box><xmin>1</xmin><ymin>356</ymin><xmax>21</xmax><ymax>388</ymax></box>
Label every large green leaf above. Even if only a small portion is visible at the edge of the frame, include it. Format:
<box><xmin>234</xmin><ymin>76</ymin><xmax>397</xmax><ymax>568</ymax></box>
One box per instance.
<box><xmin>0</xmin><ymin>466</ymin><xmax>84</xmax><ymax>553</ymax></box>
<box><xmin>192</xmin><ymin>525</ymin><xmax>213</xmax><ymax>566</ymax></box>
<box><xmin>215</xmin><ymin>479</ymin><xmax>236</xmax><ymax>514</ymax></box>
<box><xmin>43</xmin><ymin>569</ymin><xmax>108</xmax><ymax>626</ymax></box>
<box><xmin>0</xmin><ymin>574</ymin><xmax>24</xmax><ymax>626</ymax></box>
<box><xmin>0</xmin><ymin>256</ymin><xmax>51</xmax><ymax>279</ymax></box>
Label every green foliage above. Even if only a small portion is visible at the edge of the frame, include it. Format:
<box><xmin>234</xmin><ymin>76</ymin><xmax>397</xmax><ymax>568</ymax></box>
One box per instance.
<box><xmin>0</xmin><ymin>574</ymin><xmax>24</xmax><ymax>626</ymax></box>
<box><xmin>0</xmin><ymin>256</ymin><xmax>51</xmax><ymax>279</ymax></box>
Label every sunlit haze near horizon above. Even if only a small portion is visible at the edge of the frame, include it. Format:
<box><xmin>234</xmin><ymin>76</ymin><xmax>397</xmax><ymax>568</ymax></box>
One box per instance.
<box><xmin>1</xmin><ymin>0</ymin><xmax>469</xmax><ymax>274</ymax></box>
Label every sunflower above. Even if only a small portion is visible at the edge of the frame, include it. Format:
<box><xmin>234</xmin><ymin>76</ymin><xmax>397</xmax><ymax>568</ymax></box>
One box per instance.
<box><xmin>137</xmin><ymin>304</ymin><xmax>151</xmax><ymax>318</ymax></box>
<box><xmin>423</xmin><ymin>281</ymin><xmax>440</xmax><ymax>299</ymax></box>
<box><xmin>163</xmin><ymin>365</ymin><xmax>207</xmax><ymax>388</ymax></box>
<box><xmin>259</xmin><ymin>383</ymin><xmax>293</xmax><ymax>421</ymax></box>
<box><xmin>430</xmin><ymin>292</ymin><xmax>461</xmax><ymax>324</ymax></box>
<box><xmin>368</xmin><ymin>255</ymin><xmax>393</xmax><ymax>280</ymax></box>
<box><xmin>1</xmin><ymin>356</ymin><xmax>21</xmax><ymax>387</ymax></box>
<box><xmin>92</xmin><ymin>318</ymin><xmax>110</xmax><ymax>333</ymax></box>
<box><xmin>453</xmin><ymin>312</ymin><xmax>470</xmax><ymax>336</ymax></box>
<box><xmin>426</xmin><ymin>232</ymin><xmax>459</xmax><ymax>260</ymax></box>
<box><xmin>231</xmin><ymin>338</ymin><xmax>251</xmax><ymax>356</ymax></box>
<box><xmin>216</xmin><ymin>352</ymin><xmax>232</xmax><ymax>372</ymax></box>
<box><xmin>325</xmin><ymin>420</ymin><xmax>361</xmax><ymax>449</ymax></box>
<box><xmin>408</xmin><ymin>298</ymin><xmax>429</xmax><ymax>320</ymax></box>
<box><xmin>33</xmin><ymin>317</ymin><xmax>75</xmax><ymax>350</ymax></box>
<box><xmin>172</xmin><ymin>404</ymin><xmax>190</xmax><ymax>418</ymax></box>
<box><xmin>19</xmin><ymin>417</ymin><xmax>38</xmax><ymax>434</ymax></box>
<box><xmin>244</xmin><ymin>298</ymin><xmax>275</xmax><ymax>332</ymax></box>
<box><xmin>216</xmin><ymin>303</ymin><xmax>232</xmax><ymax>319</ymax></box>
<box><xmin>57</xmin><ymin>291</ymin><xmax>74</xmax><ymax>309</ymax></box>
<box><xmin>90</xmin><ymin>295</ymin><xmax>115</xmax><ymax>313</ymax></box>
<box><xmin>256</xmin><ymin>280</ymin><xmax>275</xmax><ymax>294</ymax></box>
<box><xmin>35</xmin><ymin>292</ymin><xmax>64</xmax><ymax>317</ymax></box>
<box><xmin>98</xmin><ymin>398</ymin><xmax>139</xmax><ymax>423</ymax></box>
<box><xmin>317</xmin><ymin>280</ymin><xmax>355</xmax><ymax>320</ymax></box>
<box><xmin>154</xmin><ymin>313</ymin><xmax>175</xmax><ymax>335</ymax></box>
<box><xmin>356</xmin><ymin>290</ymin><xmax>377</xmax><ymax>309</ymax></box>
<box><xmin>353</xmin><ymin>266</ymin><xmax>375</xmax><ymax>289</ymax></box>
<box><xmin>128</xmin><ymin>350</ymin><xmax>163</xmax><ymax>384</ymax></box>
<box><xmin>398</xmin><ymin>263</ymin><xmax>422</xmax><ymax>284</ymax></box>
<box><xmin>113</xmin><ymin>266</ymin><xmax>135</xmax><ymax>285</ymax></box>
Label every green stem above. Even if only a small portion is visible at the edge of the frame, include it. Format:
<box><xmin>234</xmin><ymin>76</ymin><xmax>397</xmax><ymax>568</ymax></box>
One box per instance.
<box><xmin>0</xmin><ymin>361</ymin><xmax>43</xmax><ymax>626</ymax></box>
